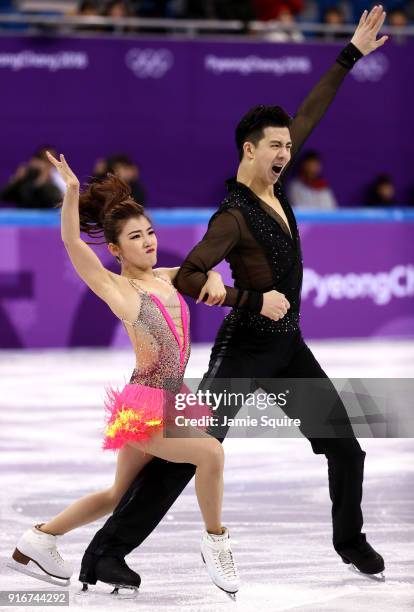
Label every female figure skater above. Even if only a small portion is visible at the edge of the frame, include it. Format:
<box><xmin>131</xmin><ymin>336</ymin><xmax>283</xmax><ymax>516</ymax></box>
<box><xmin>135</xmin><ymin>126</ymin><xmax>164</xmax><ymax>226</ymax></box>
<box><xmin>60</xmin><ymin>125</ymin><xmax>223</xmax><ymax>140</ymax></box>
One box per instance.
<box><xmin>10</xmin><ymin>152</ymin><xmax>240</xmax><ymax>597</ymax></box>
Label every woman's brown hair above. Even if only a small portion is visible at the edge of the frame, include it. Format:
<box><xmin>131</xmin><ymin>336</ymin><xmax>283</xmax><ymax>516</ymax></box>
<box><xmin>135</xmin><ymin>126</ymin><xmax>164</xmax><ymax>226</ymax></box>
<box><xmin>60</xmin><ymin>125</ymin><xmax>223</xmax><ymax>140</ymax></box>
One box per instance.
<box><xmin>58</xmin><ymin>173</ymin><xmax>150</xmax><ymax>245</ymax></box>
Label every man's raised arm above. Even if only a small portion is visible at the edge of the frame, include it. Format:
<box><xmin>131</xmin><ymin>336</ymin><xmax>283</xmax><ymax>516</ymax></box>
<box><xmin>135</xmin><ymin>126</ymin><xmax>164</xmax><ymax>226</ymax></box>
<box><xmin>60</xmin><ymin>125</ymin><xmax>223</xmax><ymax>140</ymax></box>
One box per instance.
<box><xmin>286</xmin><ymin>5</ymin><xmax>388</xmax><ymax>165</ymax></box>
<box><xmin>173</xmin><ymin>210</ymin><xmax>263</xmax><ymax>312</ymax></box>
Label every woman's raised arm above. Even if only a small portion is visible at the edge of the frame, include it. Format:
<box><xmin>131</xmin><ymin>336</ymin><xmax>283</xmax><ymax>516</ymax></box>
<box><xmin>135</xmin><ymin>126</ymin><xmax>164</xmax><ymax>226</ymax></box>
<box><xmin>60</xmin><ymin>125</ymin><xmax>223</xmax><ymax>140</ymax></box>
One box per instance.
<box><xmin>49</xmin><ymin>152</ymin><xmax>123</xmax><ymax>307</ymax></box>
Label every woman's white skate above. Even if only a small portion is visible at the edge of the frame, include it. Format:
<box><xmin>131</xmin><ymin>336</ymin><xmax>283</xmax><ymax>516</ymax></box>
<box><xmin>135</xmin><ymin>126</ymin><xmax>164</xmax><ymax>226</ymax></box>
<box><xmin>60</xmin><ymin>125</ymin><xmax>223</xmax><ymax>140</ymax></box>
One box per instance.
<box><xmin>200</xmin><ymin>527</ymin><xmax>239</xmax><ymax>600</ymax></box>
<box><xmin>7</xmin><ymin>524</ymin><xmax>73</xmax><ymax>587</ymax></box>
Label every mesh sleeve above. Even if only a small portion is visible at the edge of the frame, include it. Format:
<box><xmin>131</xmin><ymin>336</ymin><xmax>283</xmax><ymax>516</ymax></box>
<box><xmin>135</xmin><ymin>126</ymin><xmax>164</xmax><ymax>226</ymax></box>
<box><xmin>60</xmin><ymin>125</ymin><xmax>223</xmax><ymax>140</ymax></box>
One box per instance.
<box><xmin>174</xmin><ymin>210</ymin><xmax>263</xmax><ymax>312</ymax></box>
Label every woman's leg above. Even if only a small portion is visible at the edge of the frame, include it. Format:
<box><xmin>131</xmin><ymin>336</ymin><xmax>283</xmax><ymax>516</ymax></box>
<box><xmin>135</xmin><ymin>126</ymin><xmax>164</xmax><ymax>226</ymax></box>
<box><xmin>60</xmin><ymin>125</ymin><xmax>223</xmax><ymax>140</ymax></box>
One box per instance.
<box><xmin>135</xmin><ymin>428</ymin><xmax>239</xmax><ymax>595</ymax></box>
<box><xmin>38</xmin><ymin>427</ymin><xmax>224</xmax><ymax>537</ymax></box>
<box><xmin>39</xmin><ymin>445</ymin><xmax>154</xmax><ymax>536</ymax></box>
<box><xmin>130</xmin><ymin>429</ymin><xmax>224</xmax><ymax>534</ymax></box>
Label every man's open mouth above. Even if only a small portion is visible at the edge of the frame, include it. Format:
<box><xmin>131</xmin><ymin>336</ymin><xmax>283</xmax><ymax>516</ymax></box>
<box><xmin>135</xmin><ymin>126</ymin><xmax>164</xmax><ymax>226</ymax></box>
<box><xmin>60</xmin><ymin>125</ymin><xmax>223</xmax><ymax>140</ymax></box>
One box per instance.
<box><xmin>272</xmin><ymin>165</ymin><xmax>283</xmax><ymax>175</ymax></box>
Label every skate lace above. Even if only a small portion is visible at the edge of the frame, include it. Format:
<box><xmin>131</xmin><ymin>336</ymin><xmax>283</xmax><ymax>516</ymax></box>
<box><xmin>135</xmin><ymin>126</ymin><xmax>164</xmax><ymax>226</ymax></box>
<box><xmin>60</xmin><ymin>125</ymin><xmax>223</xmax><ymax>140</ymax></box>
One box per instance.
<box><xmin>47</xmin><ymin>546</ymin><xmax>64</xmax><ymax>566</ymax></box>
<box><xmin>216</xmin><ymin>548</ymin><xmax>238</xmax><ymax>578</ymax></box>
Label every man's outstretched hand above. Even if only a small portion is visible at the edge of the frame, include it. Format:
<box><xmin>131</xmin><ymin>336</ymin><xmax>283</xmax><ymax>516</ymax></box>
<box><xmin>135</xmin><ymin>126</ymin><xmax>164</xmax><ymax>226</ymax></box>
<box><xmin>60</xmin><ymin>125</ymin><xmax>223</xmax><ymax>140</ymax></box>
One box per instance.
<box><xmin>351</xmin><ymin>5</ymin><xmax>389</xmax><ymax>56</ymax></box>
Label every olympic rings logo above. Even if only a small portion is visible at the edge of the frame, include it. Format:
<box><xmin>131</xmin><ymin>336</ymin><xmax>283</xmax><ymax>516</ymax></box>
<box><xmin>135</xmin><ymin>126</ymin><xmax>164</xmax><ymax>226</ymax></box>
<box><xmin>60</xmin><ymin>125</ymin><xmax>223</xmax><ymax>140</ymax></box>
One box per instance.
<box><xmin>351</xmin><ymin>53</ymin><xmax>389</xmax><ymax>82</ymax></box>
<box><xmin>125</xmin><ymin>48</ymin><xmax>174</xmax><ymax>79</ymax></box>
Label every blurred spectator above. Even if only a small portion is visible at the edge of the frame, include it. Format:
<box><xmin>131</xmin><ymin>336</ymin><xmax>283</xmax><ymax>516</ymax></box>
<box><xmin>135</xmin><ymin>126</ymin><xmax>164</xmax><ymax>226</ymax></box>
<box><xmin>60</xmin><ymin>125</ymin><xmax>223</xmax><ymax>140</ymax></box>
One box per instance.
<box><xmin>406</xmin><ymin>0</ymin><xmax>414</xmax><ymax>22</ymax></box>
<box><xmin>131</xmin><ymin>1</ymin><xmax>177</xmax><ymax>18</ymax></box>
<box><xmin>388</xmin><ymin>7</ymin><xmax>409</xmax><ymax>43</ymax></box>
<box><xmin>100</xmin><ymin>1</ymin><xmax>135</xmax><ymax>33</ymax></box>
<box><xmin>184</xmin><ymin>0</ymin><xmax>215</xmax><ymax>18</ymax></box>
<box><xmin>92</xmin><ymin>158</ymin><xmax>108</xmax><ymax>179</ymax></box>
<box><xmin>1</xmin><ymin>147</ymin><xmax>65</xmax><ymax>209</ymax></box>
<box><xmin>104</xmin><ymin>0</ymin><xmax>133</xmax><ymax>18</ymax></box>
<box><xmin>0</xmin><ymin>0</ymin><xmax>15</xmax><ymax>11</ymax></box>
<box><xmin>185</xmin><ymin>0</ymin><xmax>255</xmax><ymax>20</ymax></box>
<box><xmin>288</xmin><ymin>151</ymin><xmax>338</xmax><ymax>210</ymax></box>
<box><xmin>348</xmin><ymin>0</ymin><xmax>406</xmax><ymax>23</ymax></box>
<box><xmin>72</xmin><ymin>0</ymin><xmax>102</xmax><ymax>32</ymax></box>
<box><xmin>321</xmin><ymin>6</ymin><xmax>349</xmax><ymax>40</ymax></box>
<box><xmin>316</xmin><ymin>0</ymin><xmax>352</xmax><ymax>23</ymax></box>
<box><xmin>254</xmin><ymin>0</ymin><xmax>303</xmax><ymax>20</ymax></box>
<box><xmin>0</xmin><ymin>0</ymin><xmax>29</xmax><ymax>31</ymax></box>
<box><xmin>214</xmin><ymin>0</ymin><xmax>255</xmax><ymax>20</ymax></box>
<box><xmin>76</xmin><ymin>1</ymin><xmax>100</xmax><ymax>16</ymax></box>
<box><xmin>388</xmin><ymin>6</ymin><xmax>409</xmax><ymax>25</ymax></box>
<box><xmin>323</xmin><ymin>6</ymin><xmax>344</xmax><ymax>25</ymax></box>
<box><xmin>93</xmin><ymin>154</ymin><xmax>146</xmax><ymax>205</ymax></box>
<box><xmin>366</xmin><ymin>174</ymin><xmax>397</xmax><ymax>206</ymax></box>
<box><xmin>261</xmin><ymin>7</ymin><xmax>305</xmax><ymax>42</ymax></box>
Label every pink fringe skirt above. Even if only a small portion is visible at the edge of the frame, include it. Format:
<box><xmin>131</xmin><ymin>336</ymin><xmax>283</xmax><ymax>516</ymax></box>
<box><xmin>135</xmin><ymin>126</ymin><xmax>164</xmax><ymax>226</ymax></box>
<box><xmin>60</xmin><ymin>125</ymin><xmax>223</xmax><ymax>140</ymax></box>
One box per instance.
<box><xmin>102</xmin><ymin>382</ymin><xmax>213</xmax><ymax>451</ymax></box>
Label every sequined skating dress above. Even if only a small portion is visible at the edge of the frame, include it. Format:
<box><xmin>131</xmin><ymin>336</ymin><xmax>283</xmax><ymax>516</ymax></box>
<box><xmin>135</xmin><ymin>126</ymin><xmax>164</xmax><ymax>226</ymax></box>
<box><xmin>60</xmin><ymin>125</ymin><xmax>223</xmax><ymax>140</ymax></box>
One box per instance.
<box><xmin>103</xmin><ymin>275</ymin><xmax>210</xmax><ymax>450</ymax></box>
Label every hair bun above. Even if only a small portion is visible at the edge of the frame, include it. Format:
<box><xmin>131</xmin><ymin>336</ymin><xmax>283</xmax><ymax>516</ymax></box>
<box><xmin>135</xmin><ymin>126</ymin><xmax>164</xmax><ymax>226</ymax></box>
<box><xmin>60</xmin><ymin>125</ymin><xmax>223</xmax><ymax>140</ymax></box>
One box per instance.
<box><xmin>90</xmin><ymin>174</ymin><xmax>132</xmax><ymax>222</ymax></box>
<box><xmin>76</xmin><ymin>173</ymin><xmax>146</xmax><ymax>242</ymax></box>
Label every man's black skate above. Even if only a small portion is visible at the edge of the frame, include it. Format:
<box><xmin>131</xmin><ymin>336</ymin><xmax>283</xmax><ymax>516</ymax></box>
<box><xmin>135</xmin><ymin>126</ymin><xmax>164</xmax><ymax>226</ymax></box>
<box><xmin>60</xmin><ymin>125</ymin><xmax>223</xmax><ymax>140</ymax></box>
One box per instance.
<box><xmin>338</xmin><ymin>534</ymin><xmax>384</xmax><ymax>580</ymax></box>
<box><xmin>79</xmin><ymin>554</ymin><xmax>141</xmax><ymax>596</ymax></box>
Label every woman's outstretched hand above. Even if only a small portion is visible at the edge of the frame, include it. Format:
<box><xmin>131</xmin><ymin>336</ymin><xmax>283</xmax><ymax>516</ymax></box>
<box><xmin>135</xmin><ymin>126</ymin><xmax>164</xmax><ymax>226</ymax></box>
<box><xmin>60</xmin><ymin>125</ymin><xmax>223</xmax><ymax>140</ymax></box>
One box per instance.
<box><xmin>46</xmin><ymin>151</ymin><xmax>80</xmax><ymax>189</ymax></box>
<box><xmin>197</xmin><ymin>271</ymin><xmax>226</xmax><ymax>306</ymax></box>
<box><xmin>351</xmin><ymin>5</ymin><xmax>388</xmax><ymax>55</ymax></box>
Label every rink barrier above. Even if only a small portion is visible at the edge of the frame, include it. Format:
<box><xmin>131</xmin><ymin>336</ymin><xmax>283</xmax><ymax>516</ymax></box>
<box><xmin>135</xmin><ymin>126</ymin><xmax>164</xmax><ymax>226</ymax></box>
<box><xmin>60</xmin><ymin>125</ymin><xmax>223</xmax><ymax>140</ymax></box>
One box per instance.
<box><xmin>1</xmin><ymin>208</ymin><xmax>414</xmax><ymax>227</ymax></box>
<box><xmin>0</xmin><ymin>207</ymin><xmax>413</xmax><ymax>347</ymax></box>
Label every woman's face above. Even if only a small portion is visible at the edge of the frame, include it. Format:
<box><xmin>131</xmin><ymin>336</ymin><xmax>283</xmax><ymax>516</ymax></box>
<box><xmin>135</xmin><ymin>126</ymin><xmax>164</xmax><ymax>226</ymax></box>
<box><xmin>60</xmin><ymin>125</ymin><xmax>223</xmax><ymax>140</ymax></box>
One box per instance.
<box><xmin>115</xmin><ymin>215</ymin><xmax>157</xmax><ymax>269</ymax></box>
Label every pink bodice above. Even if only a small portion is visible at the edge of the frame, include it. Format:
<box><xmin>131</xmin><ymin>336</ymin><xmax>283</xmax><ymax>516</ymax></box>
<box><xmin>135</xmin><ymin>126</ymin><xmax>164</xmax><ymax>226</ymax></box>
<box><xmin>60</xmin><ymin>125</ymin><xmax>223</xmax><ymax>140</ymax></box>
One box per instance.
<box><xmin>121</xmin><ymin>276</ymin><xmax>191</xmax><ymax>393</ymax></box>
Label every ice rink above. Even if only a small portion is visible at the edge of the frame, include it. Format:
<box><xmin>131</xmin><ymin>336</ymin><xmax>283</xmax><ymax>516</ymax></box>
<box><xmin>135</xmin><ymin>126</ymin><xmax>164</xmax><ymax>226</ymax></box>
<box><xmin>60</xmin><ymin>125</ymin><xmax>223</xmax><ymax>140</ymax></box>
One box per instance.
<box><xmin>1</xmin><ymin>339</ymin><xmax>413</xmax><ymax>612</ymax></box>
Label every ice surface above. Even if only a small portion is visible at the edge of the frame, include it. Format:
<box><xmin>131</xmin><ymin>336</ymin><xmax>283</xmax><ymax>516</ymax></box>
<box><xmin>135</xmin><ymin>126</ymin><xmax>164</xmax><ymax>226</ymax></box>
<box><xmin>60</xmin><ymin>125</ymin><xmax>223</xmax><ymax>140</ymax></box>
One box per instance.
<box><xmin>1</xmin><ymin>341</ymin><xmax>413</xmax><ymax>611</ymax></box>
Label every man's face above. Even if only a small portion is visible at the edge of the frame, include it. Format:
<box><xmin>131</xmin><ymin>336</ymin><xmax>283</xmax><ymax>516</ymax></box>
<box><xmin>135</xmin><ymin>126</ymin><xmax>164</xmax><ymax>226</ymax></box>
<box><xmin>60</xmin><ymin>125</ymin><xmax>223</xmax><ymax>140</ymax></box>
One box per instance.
<box><xmin>247</xmin><ymin>126</ymin><xmax>292</xmax><ymax>185</ymax></box>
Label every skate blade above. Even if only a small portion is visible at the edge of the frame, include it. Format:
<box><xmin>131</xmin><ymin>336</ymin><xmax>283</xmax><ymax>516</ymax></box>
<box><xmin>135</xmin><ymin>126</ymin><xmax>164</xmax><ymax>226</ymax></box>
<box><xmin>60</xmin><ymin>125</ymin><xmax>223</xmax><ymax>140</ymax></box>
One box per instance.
<box><xmin>110</xmin><ymin>585</ymin><xmax>139</xmax><ymax>598</ymax></box>
<box><xmin>349</xmin><ymin>564</ymin><xmax>385</xmax><ymax>582</ymax></box>
<box><xmin>76</xmin><ymin>582</ymin><xmax>139</xmax><ymax>599</ymax></box>
<box><xmin>6</xmin><ymin>560</ymin><xmax>70</xmax><ymax>587</ymax></box>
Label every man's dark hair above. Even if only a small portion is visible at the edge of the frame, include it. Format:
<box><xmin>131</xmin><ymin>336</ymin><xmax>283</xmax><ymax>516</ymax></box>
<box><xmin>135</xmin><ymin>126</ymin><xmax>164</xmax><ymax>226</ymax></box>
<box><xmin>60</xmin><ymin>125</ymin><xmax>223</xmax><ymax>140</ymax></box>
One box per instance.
<box><xmin>235</xmin><ymin>105</ymin><xmax>292</xmax><ymax>161</ymax></box>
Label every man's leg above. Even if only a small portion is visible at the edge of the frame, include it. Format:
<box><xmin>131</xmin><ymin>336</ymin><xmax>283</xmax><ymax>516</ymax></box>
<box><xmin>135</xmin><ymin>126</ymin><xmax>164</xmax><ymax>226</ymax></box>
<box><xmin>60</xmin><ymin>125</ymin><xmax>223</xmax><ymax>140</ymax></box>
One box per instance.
<box><xmin>79</xmin><ymin>459</ymin><xmax>196</xmax><ymax>582</ymax></box>
<box><xmin>258</xmin><ymin>333</ymin><xmax>366</xmax><ymax>552</ymax></box>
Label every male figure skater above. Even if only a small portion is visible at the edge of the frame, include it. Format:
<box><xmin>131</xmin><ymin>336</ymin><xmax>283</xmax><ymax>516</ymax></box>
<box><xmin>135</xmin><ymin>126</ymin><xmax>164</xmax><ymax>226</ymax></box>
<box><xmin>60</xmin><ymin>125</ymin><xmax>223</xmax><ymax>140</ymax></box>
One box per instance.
<box><xmin>80</xmin><ymin>6</ymin><xmax>388</xmax><ymax>588</ymax></box>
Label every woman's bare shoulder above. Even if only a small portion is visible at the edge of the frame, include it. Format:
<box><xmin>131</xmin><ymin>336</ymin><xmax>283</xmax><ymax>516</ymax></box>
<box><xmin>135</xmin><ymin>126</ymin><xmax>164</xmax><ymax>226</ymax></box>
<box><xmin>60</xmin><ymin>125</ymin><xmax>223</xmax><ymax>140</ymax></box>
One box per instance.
<box><xmin>153</xmin><ymin>267</ymin><xmax>175</xmax><ymax>284</ymax></box>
